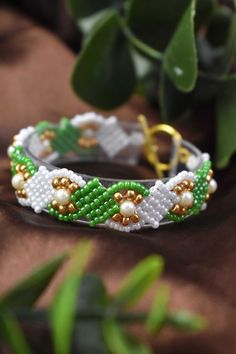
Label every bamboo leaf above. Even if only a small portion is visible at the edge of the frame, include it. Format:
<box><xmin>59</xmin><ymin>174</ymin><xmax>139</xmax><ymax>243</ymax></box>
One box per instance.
<box><xmin>146</xmin><ymin>285</ymin><xmax>169</xmax><ymax>333</ymax></box>
<box><xmin>66</xmin><ymin>0</ymin><xmax>110</xmax><ymax>20</ymax></box>
<box><xmin>113</xmin><ymin>255</ymin><xmax>164</xmax><ymax>308</ymax></box>
<box><xmin>216</xmin><ymin>76</ymin><xmax>236</xmax><ymax>168</ymax></box>
<box><xmin>164</xmin><ymin>0</ymin><xmax>198</xmax><ymax>92</ymax></box>
<box><xmin>0</xmin><ymin>254</ymin><xmax>66</xmax><ymax>309</ymax></box>
<box><xmin>0</xmin><ymin>311</ymin><xmax>32</xmax><ymax>354</ymax></box>
<box><xmin>71</xmin><ymin>10</ymin><xmax>136</xmax><ymax>109</ymax></box>
<box><xmin>50</xmin><ymin>240</ymin><xmax>92</xmax><ymax>354</ymax></box>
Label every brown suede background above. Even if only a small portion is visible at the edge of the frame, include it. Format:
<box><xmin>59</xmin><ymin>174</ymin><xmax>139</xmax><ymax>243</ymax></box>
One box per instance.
<box><xmin>0</xmin><ymin>5</ymin><xmax>236</xmax><ymax>354</ymax></box>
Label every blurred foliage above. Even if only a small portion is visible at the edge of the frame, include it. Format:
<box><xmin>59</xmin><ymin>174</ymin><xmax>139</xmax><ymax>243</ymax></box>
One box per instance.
<box><xmin>67</xmin><ymin>0</ymin><xmax>236</xmax><ymax>168</ymax></box>
<box><xmin>0</xmin><ymin>240</ymin><xmax>206</xmax><ymax>354</ymax></box>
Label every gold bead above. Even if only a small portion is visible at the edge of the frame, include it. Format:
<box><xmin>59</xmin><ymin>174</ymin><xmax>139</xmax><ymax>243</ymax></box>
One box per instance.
<box><xmin>114</xmin><ymin>192</ymin><xmax>123</xmax><ymax>203</ymax></box>
<box><xmin>69</xmin><ymin>183</ymin><xmax>79</xmax><ymax>193</ymax></box>
<box><xmin>60</xmin><ymin>177</ymin><xmax>70</xmax><ymax>188</ymax></box>
<box><xmin>171</xmin><ymin>204</ymin><xmax>181</xmax><ymax>215</ymax></box>
<box><xmin>52</xmin><ymin>200</ymin><xmax>59</xmax><ymax>209</ymax></box>
<box><xmin>130</xmin><ymin>214</ymin><xmax>140</xmax><ymax>223</ymax></box>
<box><xmin>205</xmin><ymin>193</ymin><xmax>210</xmax><ymax>202</ymax></box>
<box><xmin>208</xmin><ymin>169</ymin><xmax>214</xmax><ymax>178</ymax></box>
<box><xmin>16</xmin><ymin>190</ymin><xmax>22</xmax><ymax>198</ymax></box>
<box><xmin>67</xmin><ymin>202</ymin><xmax>76</xmax><ymax>213</ymax></box>
<box><xmin>126</xmin><ymin>190</ymin><xmax>136</xmax><ymax>200</ymax></box>
<box><xmin>44</xmin><ymin>130</ymin><xmax>55</xmax><ymax>140</ymax></box>
<box><xmin>21</xmin><ymin>189</ymin><xmax>27</xmax><ymax>199</ymax></box>
<box><xmin>59</xmin><ymin>205</ymin><xmax>67</xmax><ymax>214</ymax></box>
<box><xmin>52</xmin><ymin>178</ymin><xmax>60</xmax><ymax>188</ymax></box>
<box><xmin>134</xmin><ymin>194</ymin><xmax>143</xmax><ymax>204</ymax></box>
<box><xmin>112</xmin><ymin>213</ymin><xmax>123</xmax><ymax>222</ymax></box>
<box><xmin>19</xmin><ymin>164</ymin><xmax>27</xmax><ymax>173</ymax></box>
<box><xmin>122</xmin><ymin>217</ymin><xmax>130</xmax><ymax>226</ymax></box>
<box><xmin>173</xmin><ymin>185</ymin><xmax>183</xmax><ymax>195</ymax></box>
<box><xmin>206</xmin><ymin>175</ymin><xmax>211</xmax><ymax>183</ymax></box>
<box><xmin>16</xmin><ymin>165</ymin><xmax>21</xmax><ymax>172</ymax></box>
<box><xmin>189</xmin><ymin>181</ymin><xmax>194</xmax><ymax>191</ymax></box>
<box><xmin>182</xmin><ymin>180</ymin><xmax>190</xmax><ymax>189</ymax></box>
<box><xmin>23</xmin><ymin>172</ymin><xmax>30</xmax><ymax>180</ymax></box>
<box><xmin>180</xmin><ymin>207</ymin><xmax>187</xmax><ymax>215</ymax></box>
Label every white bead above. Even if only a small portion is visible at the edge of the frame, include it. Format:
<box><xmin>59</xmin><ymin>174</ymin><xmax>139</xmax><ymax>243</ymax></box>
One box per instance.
<box><xmin>7</xmin><ymin>145</ymin><xmax>15</xmax><ymax>158</ymax></box>
<box><xmin>54</xmin><ymin>189</ymin><xmax>71</xmax><ymax>205</ymax></box>
<box><xmin>120</xmin><ymin>201</ymin><xmax>136</xmax><ymax>217</ymax></box>
<box><xmin>12</xmin><ymin>174</ymin><xmax>25</xmax><ymax>190</ymax></box>
<box><xmin>208</xmin><ymin>179</ymin><xmax>217</xmax><ymax>194</ymax></box>
<box><xmin>179</xmin><ymin>191</ymin><xmax>194</xmax><ymax>208</ymax></box>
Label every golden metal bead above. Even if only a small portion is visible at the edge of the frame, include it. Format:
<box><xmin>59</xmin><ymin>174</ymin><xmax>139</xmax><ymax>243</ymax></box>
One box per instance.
<box><xmin>23</xmin><ymin>172</ymin><xmax>30</xmax><ymax>180</ymax></box>
<box><xmin>112</xmin><ymin>213</ymin><xmax>123</xmax><ymax>222</ymax></box>
<box><xmin>171</xmin><ymin>204</ymin><xmax>181</xmax><ymax>215</ymax></box>
<box><xmin>67</xmin><ymin>202</ymin><xmax>76</xmax><ymax>213</ymax></box>
<box><xmin>206</xmin><ymin>175</ymin><xmax>211</xmax><ymax>183</ymax></box>
<box><xmin>180</xmin><ymin>207</ymin><xmax>187</xmax><ymax>215</ymax></box>
<box><xmin>122</xmin><ymin>217</ymin><xmax>130</xmax><ymax>226</ymax></box>
<box><xmin>60</xmin><ymin>177</ymin><xmax>70</xmax><ymax>188</ymax></box>
<box><xmin>52</xmin><ymin>200</ymin><xmax>59</xmax><ymax>209</ymax></box>
<box><xmin>130</xmin><ymin>214</ymin><xmax>140</xmax><ymax>223</ymax></box>
<box><xmin>21</xmin><ymin>189</ymin><xmax>27</xmax><ymax>198</ymax></box>
<box><xmin>16</xmin><ymin>190</ymin><xmax>22</xmax><ymax>198</ymax></box>
<box><xmin>134</xmin><ymin>194</ymin><xmax>143</xmax><ymax>204</ymax></box>
<box><xmin>189</xmin><ymin>181</ymin><xmax>195</xmax><ymax>191</ymax></box>
<box><xmin>114</xmin><ymin>192</ymin><xmax>123</xmax><ymax>203</ymax></box>
<box><xmin>16</xmin><ymin>165</ymin><xmax>21</xmax><ymax>172</ymax></box>
<box><xmin>182</xmin><ymin>180</ymin><xmax>190</xmax><ymax>189</ymax></box>
<box><xmin>126</xmin><ymin>190</ymin><xmax>136</xmax><ymax>200</ymax></box>
<box><xmin>205</xmin><ymin>193</ymin><xmax>210</xmax><ymax>202</ymax></box>
<box><xmin>19</xmin><ymin>164</ymin><xmax>27</xmax><ymax>173</ymax></box>
<box><xmin>69</xmin><ymin>183</ymin><xmax>79</xmax><ymax>193</ymax></box>
<box><xmin>59</xmin><ymin>205</ymin><xmax>67</xmax><ymax>214</ymax></box>
<box><xmin>208</xmin><ymin>169</ymin><xmax>214</xmax><ymax>178</ymax></box>
<box><xmin>173</xmin><ymin>185</ymin><xmax>183</xmax><ymax>195</ymax></box>
<box><xmin>52</xmin><ymin>178</ymin><xmax>60</xmax><ymax>188</ymax></box>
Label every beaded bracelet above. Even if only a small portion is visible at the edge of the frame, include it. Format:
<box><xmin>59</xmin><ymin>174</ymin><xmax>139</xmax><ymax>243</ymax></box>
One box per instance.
<box><xmin>8</xmin><ymin>113</ymin><xmax>217</xmax><ymax>233</ymax></box>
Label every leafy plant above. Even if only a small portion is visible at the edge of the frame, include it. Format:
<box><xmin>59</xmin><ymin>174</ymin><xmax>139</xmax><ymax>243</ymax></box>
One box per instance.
<box><xmin>66</xmin><ymin>0</ymin><xmax>236</xmax><ymax>168</ymax></box>
<box><xmin>0</xmin><ymin>240</ymin><xmax>207</xmax><ymax>354</ymax></box>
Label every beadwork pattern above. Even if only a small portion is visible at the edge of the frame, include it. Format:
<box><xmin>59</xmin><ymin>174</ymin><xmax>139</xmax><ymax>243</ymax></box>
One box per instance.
<box><xmin>8</xmin><ymin>114</ymin><xmax>217</xmax><ymax>232</ymax></box>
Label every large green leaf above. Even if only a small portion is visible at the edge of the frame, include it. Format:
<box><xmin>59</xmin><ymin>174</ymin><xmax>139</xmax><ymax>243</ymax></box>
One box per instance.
<box><xmin>67</xmin><ymin>0</ymin><xmax>111</xmax><ymax>20</ymax></box>
<box><xmin>103</xmin><ymin>319</ymin><xmax>152</xmax><ymax>354</ymax></box>
<box><xmin>127</xmin><ymin>0</ymin><xmax>190</xmax><ymax>51</ymax></box>
<box><xmin>216</xmin><ymin>76</ymin><xmax>236</xmax><ymax>168</ymax></box>
<box><xmin>0</xmin><ymin>254</ymin><xmax>66</xmax><ymax>309</ymax></box>
<box><xmin>146</xmin><ymin>285</ymin><xmax>169</xmax><ymax>333</ymax></box>
<box><xmin>72</xmin><ymin>10</ymin><xmax>136</xmax><ymax>109</ymax></box>
<box><xmin>113</xmin><ymin>255</ymin><xmax>164</xmax><ymax>308</ymax></box>
<box><xmin>0</xmin><ymin>311</ymin><xmax>32</xmax><ymax>354</ymax></box>
<box><xmin>50</xmin><ymin>241</ymin><xmax>92</xmax><ymax>354</ymax></box>
<box><xmin>164</xmin><ymin>0</ymin><xmax>198</xmax><ymax>92</ymax></box>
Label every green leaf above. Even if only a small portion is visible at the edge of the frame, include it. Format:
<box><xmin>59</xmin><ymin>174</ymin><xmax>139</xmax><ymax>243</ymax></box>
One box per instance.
<box><xmin>0</xmin><ymin>254</ymin><xmax>66</xmax><ymax>309</ymax></box>
<box><xmin>127</xmin><ymin>0</ymin><xmax>190</xmax><ymax>51</ymax></box>
<box><xmin>77</xmin><ymin>274</ymin><xmax>108</xmax><ymax>311</ymax></box>
<box><xmin>146</xmin><ymin>285</ymin><xmax>169</xmax><ymax>333</ymax></box>
<box><xmin>159</xmin><ymin>71</ymin><xmax>192</xmax><ymax>121</ymax></box>
<box><xmin>113</xmin><ymin>255</ymin><xmax>164</xmax><ymax>308</ymax></box>
<box><xmin>166</xmin><ymin>311</ymin><xmax>207</xmax><ymax>331</ymax></box>
<box><xmin>50</xmin><ymin>241</ymin><xmax>92</xmax><ymax>354</ymax></box>
<box><xmin>0</xmin><ymin>311</ymin><xmax>32</xmax><ymax>354</ymax></box>
<box><xmin>72</xmin><ymin>10</ymin><xmax>136</xmax><ymax>109</ymax></box>
<box><xmin>164</xmin><ymin>0</ymin><xmax>198</xmax><ymax>92</ymax></box>
<box><xmin>216</xmin><ymin>76</ymin><xmax>236</xmax><ymax>168</ymax></box>
<box><xmin>66</xmin><ymin>0</ymin><xmax>110</xmax><ymax>20</ymax></box>
<box><xmin>103</xmin><ymin>319</ymin><xmax>152</xmax><ymax>354</ymax></box>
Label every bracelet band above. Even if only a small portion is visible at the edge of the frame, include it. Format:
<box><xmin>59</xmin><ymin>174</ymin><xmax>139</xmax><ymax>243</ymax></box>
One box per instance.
<box><xmin>8</xmin><ymin>113</ymin><xmax>217</xmax><ymax>233</ymax></box>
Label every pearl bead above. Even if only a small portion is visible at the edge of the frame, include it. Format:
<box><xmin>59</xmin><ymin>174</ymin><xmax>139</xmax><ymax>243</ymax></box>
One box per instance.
<box><xmin>54</xmin><ymin>189</ymin><xmax>70</xmax><ymax>205</ymax></box>
<box><xmin>120</xmin><ymin>201</ymin><xmax>136</xmax><ymax>217</ymax></box>
<box><xmin>179</xmin><ymin>191</ymin><xmax>194</xmax><ymax>208</ymax></box>
<box><xmin>208</xmin><ymin>179</ymin><xmax>217</xmax><ymax>194</ymax></box>
<box><xmin>12</xmin><ymin>174</ymin><xmax>25</xmax><ymax>190</ymax></box>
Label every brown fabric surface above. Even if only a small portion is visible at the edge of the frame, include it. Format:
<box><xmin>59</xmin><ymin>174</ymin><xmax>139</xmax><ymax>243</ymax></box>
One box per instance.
<box><xmin>0</xmin><ymin>6</ymin><xmax>236</xmax><ymax>354</ymax></box>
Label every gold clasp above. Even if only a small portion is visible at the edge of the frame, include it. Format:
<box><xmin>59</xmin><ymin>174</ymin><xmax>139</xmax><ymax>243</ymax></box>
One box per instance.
<box><xmin>138</xmin><ymin>115</ymin><xmax>182</xmax><ymax>178</ymax></box>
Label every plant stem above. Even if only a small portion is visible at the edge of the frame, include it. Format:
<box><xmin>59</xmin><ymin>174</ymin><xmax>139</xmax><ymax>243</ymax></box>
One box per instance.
<box><xmin>123</xmin><ymin>27</ymin><xmax>163</xmax><ymax>61</ymax></box>
<box><xmin>15</xmin><ymin>309</ymin><xmax>147</xmax><ymax>324</ymax></box>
